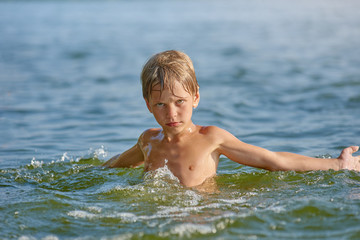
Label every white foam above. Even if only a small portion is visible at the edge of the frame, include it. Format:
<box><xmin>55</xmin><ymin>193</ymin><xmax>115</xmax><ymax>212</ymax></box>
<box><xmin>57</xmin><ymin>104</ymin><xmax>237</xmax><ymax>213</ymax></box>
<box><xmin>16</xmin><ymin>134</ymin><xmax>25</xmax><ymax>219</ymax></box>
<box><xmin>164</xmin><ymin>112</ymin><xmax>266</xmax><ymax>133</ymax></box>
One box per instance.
<box><xmin>156</xmin><ymin>202</ymin><xmax>226</xmax><ymax>218</ymax></box>
<box><xmin>50</xmin><ymin>152</ymin><xmax>75</xmax><ymax>164</ymax></box>
<box><xmin>60</xmin><ymin>152</ymin><xmax>70</xmax><ymax>162</ymax></box>
<box><xmin>67</xmin><ymin>210</ymin><xmax>97</xmax><ymax>219</ymax></box>
<box><xmin>101</xmin><ymin>233</ymin><xmax>134</xmax><ymax>240</ymax></box>
<box><xmin>30</xmin><ymin>157</ymin><xmax>43</xmax><ymax>168</ymax></box>
<box><xmin>169</xmin><ymin>223</ymin><xmax>216</xmax><ymax>237</ymax></box>
<box><xmin>113</xmin><ymin>212</ymin><xmax>138</xmax><ymax>223</ymax></box>
<box><xmin>220</xmin><ymin>198</ymin><xmax>246</xmax><ymax>204</ymax></box>
<box><xmin>85</xmin><ymin>145</ymin><xmax>108</xmax><ymax>160</ymax></box>
<box><xmin>87</xmin><ymin>206</ymin><xmax>102</xmax><ymax>213</ymax></box>
<box><xmin>68</xmin><ymin>209</ymin><xmax>140</xmax><ymax>223</ymax></box>
<box><xmin>94</xmin><ymin>145</ymin><xmax>108</xmax><ymax>159</ymax></box>
<box><xmin>42</xmin><ymin>235</ymin><xmax>59</xmax><ymax>240</ymax></box>
<box><xmin>19</xmin><ymin>236</ymin><xmax>36</xmax><ymax>240</ymax></box>
<box><xmin>183</xmin><ymin>190</ymin><xmax>203</xmax><ymax>206</ymax></box>
<box><xmin>143</xmin><ymin>160</ymin><xmax>180</xmax><ymax>185</ymax></box>
<box><xmin>20</xmin><ymin>235</ymin><xmax>59</xmax><ymax>240</ymax></box>
<box><xmin>268</xmin><ymin>205</ymin><xmax>286</xmax><ymax>213</ymax></box>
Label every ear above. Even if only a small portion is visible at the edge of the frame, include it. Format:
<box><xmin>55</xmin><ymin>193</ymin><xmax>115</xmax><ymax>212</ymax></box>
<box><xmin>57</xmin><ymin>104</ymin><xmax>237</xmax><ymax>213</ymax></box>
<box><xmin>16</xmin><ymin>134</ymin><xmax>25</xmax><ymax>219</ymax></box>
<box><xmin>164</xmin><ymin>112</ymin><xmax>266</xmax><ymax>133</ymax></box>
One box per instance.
<box><xmin>192</xmin><ymin>91</ymin><xmax>200</xmax><ymax>109</ymax></box>
<box><xmin>145</xmin><ymin>99</ymin><xmax>153</xmax><ymax>113</ymax></box>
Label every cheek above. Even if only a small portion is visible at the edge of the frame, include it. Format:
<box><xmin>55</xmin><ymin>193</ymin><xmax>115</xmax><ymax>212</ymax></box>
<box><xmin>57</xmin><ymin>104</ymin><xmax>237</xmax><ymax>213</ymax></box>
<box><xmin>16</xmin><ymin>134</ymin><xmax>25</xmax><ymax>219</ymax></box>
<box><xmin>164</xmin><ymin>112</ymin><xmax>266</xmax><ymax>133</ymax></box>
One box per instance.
<box><xmin>181</xmin><ymin>104</ymin><xmax>193</xmax><ymax>116</ymax></box>
<box><xmin>153</xmin><ymin>108</ymin><xmax>168</xmax><ymax>122</ymax></box>
<box><xmin>152</xmin><ymin>108</ymin><xmax>163</xmax><ymax>118</ymax></box>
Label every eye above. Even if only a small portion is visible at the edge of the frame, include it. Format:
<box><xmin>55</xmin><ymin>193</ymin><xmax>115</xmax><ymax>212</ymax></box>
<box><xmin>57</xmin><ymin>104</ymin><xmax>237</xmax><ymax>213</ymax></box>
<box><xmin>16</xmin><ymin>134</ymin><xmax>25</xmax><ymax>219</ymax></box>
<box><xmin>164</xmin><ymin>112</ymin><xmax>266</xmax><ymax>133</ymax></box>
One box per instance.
<box><xmin>176</xmin><ymin>99</ymin><xmax>184</xmax><ymax>104</ymax></box>
<box><xmin>156</xmin><ymin>103</ymin><xmax>165</xmax><ymax>107</ymax></box>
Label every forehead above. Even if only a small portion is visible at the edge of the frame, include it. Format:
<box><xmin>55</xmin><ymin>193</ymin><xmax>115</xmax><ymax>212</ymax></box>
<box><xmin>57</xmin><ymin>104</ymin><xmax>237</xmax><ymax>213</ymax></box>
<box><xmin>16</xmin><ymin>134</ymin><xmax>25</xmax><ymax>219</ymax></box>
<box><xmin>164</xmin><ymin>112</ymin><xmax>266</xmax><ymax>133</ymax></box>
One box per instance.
<box><xmin>150</xmin><ymin>81</ymin><xmax>192</xmax><ymax>100</ymax></box>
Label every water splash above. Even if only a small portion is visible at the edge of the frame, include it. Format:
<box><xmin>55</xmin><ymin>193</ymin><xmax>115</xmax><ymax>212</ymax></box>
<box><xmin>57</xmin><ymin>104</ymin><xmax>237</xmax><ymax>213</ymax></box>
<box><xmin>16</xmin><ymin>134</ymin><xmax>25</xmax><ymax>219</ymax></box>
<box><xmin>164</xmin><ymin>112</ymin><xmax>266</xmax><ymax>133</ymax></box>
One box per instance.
<box><xmin>316</xmin><ymin>153</ymin><xmax>333</xmax><ymax>159</ymax></box>
<box><xmin>82</xmin><ymin>145</ymin><xmax>108</xmax><ymax>161</ymax></box>
<box><xmin>3</xmin><ymin>148</ymin><xmax>360</xmax><ymax>240</ymax></box>
<box><xmin>59</xmin><ymin>152</ymin><xmax>70</xmax><ymax>162</ymax></box>
<box><xmin>93</xmin><ymin>145</ymin><xmax>108</xmax><ymax>159</ymax></box>
<box><xmin>143</xmin><ymin>159</ymin><xmax>181</xmax><ymax>186</ymax></box>
<box><xmin>30</xmin><ymin>157</ymin><xmax>43</xmax><ymax>168</ymax></box>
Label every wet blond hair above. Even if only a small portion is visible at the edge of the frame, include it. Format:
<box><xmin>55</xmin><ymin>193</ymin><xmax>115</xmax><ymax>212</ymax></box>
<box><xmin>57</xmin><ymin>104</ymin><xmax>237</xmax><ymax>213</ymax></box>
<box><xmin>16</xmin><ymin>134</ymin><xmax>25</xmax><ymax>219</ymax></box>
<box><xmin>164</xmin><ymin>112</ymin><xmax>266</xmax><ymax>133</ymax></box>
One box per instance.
<box><xmin>141</xmin><ymin>50</ymin><xmax>199</xmax><ymax>101</ymax></box>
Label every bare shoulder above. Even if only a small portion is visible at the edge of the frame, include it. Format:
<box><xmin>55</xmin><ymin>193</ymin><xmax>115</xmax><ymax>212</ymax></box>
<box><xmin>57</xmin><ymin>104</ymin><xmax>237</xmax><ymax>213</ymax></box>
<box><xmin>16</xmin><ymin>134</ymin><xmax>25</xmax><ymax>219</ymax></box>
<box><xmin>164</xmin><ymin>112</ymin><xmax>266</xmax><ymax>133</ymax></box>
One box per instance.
<box><xmin>199</xmin><ymin>125</ymin><xmax>232</xmax><ymax>136</ymax></box>
<box><xmin>198</xmin><ymin>125</ymin><xmax>234</xmax><ymax>142</ymax></box>
<box><xmin>139</xmin><ymin>128</ymin><xmax>162</xmax><ymax>143</ymax></box>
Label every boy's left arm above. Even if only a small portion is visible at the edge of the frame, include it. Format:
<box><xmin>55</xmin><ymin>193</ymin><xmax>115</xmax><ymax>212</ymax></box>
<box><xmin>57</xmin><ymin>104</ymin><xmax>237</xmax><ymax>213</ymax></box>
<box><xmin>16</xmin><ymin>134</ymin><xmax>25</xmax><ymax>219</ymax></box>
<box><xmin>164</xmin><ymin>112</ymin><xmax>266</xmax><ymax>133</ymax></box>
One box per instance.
<box><xmin>274</xmin><ymin>146</ymin><xmax>360</xmax><ymax>171</ymax></box>
<box><xmin>215</xmin><ymin>126</ymin><xmax>360</xmax><ymax>171</ymax></box>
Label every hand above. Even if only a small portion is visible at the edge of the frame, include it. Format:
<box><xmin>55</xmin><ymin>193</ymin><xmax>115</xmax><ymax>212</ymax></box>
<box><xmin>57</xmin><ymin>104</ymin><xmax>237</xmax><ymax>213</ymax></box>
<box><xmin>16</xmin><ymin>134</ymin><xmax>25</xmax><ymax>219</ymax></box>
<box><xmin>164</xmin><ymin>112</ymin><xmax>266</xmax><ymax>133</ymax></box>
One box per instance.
<box><xmin>338</xmin><ymin>146</ymin><xmax>360</xmax><ymax>171</ymax></box>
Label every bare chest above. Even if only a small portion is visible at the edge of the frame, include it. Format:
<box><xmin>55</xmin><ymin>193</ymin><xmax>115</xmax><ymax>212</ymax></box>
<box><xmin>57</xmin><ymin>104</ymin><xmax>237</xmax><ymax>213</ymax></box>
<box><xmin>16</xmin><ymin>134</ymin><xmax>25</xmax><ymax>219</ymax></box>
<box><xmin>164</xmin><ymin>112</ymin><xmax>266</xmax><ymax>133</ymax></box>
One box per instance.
<box><xmin>142</xmin><ymin>141</ymin><xmax>219</xmax><ymax>186</ymax></box>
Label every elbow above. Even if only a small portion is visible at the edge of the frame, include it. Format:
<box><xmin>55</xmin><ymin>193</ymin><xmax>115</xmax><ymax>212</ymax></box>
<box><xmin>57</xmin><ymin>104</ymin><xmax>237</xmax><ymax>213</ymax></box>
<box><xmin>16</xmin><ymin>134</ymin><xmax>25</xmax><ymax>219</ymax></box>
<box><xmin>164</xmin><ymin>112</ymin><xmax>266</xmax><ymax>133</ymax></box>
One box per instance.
<box><xmin>101</xmin><ymin>161</ymin><xmax>115</xmax><ymax>168</ymax></box>
<box><xmin>102</xmin><ymin>155</ymin><xmax>120</xmax><ymax>168</ymax></box>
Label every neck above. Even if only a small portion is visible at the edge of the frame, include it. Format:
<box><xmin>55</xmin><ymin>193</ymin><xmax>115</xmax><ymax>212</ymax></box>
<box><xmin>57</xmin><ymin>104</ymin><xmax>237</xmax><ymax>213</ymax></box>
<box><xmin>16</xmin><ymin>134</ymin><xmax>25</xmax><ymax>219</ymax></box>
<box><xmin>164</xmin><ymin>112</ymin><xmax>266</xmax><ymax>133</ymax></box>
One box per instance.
<box><xmin>163</xmin><ymin>123</ymin><xmax>197</xmax><ymax>143</ymax></box>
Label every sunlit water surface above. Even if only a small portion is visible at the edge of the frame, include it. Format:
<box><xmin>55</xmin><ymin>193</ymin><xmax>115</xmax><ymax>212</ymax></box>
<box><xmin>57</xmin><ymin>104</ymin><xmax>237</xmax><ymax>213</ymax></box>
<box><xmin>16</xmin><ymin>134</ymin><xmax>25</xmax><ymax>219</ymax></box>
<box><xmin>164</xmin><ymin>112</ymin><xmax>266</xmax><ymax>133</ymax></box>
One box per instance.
<box><xmin>1</xmin><ymin>0</ymin><xmax>360</xmax><ymax>239</ymax></box>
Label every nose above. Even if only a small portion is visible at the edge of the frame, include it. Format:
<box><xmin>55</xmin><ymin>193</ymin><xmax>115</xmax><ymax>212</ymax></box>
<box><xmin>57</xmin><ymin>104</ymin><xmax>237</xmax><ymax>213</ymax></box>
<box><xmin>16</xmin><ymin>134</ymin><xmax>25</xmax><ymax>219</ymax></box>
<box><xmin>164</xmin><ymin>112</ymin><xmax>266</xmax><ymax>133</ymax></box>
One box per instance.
<box><xmin>166</xmin><ymin>104</ymin><xmax>177</xmax><ymax>118</ymax></box>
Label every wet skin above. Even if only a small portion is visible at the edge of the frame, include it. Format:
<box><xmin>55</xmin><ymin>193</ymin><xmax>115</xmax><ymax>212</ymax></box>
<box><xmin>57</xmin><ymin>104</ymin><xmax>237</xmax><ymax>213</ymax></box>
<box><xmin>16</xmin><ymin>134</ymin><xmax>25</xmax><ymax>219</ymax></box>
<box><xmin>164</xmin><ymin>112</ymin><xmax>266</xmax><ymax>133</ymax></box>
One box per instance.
<box><xmin>103</xmin><ymin>82</ymin><xmax>360</xmax><ymax>187</ymax></box>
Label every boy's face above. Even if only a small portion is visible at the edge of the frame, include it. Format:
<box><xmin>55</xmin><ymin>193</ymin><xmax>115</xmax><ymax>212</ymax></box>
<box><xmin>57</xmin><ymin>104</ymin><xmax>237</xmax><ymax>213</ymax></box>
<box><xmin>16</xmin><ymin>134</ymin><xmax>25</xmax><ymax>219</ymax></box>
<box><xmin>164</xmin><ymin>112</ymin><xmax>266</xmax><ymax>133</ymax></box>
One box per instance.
<box><xmin>145</xmin><ymin>81</ymin><xmax>199</xmax><ymax>135</ymax></box>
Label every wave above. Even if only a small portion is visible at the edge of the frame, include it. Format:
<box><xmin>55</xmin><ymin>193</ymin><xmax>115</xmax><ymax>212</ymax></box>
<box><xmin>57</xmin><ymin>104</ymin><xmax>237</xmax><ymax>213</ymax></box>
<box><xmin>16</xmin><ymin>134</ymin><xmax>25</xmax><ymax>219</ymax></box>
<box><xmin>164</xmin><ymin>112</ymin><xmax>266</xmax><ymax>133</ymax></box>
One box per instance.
<box><xmin>1</xmin><ymin>147</ymin><xmax>360</xmax><ymax>239</ymax></box>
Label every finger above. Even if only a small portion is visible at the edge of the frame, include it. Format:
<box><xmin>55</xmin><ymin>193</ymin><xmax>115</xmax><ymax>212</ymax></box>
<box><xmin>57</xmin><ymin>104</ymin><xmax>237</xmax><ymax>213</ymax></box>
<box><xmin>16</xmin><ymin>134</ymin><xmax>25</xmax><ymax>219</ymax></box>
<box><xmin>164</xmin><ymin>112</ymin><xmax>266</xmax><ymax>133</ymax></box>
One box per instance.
<box><xmin>350</xmin><ymin>146</ymin><xmax>359</xmax><ymax>153</ymax></box>
<box><xmin>344</xmin><ymin>146</ymin><xmax>359</xmax><ymax>155</ymax></box>
<box><xmin>340</xmin><ymin>146</ymin><xmax>359</xmax><ymax>160</ymax></box>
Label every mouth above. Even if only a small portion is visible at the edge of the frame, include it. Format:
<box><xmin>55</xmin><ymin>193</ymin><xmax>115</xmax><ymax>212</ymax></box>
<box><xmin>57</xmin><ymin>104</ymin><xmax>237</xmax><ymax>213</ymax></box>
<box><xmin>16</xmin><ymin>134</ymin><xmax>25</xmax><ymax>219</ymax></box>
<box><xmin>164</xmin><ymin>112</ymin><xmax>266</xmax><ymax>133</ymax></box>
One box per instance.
<box><xmin>166</xmin><ymin>122</ymin><xmax>181</xmax><ymax>127</ymax></box>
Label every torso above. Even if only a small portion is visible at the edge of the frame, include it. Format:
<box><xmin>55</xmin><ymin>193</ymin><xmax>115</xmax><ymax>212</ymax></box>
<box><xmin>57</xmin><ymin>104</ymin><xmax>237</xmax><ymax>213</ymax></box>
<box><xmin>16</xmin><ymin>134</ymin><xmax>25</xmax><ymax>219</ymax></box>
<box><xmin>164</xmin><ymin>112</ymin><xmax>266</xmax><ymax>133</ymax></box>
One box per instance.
<box><xmin>139</xmin><ymin>125</ymin><xmax>221</xmax><ymax>187</ymax></box>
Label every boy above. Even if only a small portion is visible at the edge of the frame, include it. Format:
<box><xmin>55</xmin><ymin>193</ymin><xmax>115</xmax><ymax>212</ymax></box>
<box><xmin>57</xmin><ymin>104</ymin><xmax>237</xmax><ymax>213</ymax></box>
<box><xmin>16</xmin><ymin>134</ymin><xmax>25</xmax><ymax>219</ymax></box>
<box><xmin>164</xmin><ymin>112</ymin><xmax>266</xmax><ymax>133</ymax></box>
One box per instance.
<box><xmin>102</xmin><ymin>50</ymin><xmax>360</xmax><ymax>187</ymax></box>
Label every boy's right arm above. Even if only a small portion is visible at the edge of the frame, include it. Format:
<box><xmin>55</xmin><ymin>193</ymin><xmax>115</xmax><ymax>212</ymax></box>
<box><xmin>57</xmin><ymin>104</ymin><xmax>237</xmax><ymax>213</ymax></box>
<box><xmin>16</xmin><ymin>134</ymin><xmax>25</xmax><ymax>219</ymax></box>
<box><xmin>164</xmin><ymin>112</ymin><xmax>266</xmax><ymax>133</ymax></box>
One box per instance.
<box><xmin>102</xmin><ymin>142</ymin><xmax>144</xmax><ymax>168</ymax></box>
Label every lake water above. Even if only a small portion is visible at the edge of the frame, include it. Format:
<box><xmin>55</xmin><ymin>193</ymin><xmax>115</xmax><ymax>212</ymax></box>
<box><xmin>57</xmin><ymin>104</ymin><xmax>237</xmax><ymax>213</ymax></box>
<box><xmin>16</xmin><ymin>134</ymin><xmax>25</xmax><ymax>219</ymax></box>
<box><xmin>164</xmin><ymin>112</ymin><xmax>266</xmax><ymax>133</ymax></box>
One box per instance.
<box><xmin>1</xmin><ymin>0</ymin><xmax>360</xmax><ymax>239</ymax></box>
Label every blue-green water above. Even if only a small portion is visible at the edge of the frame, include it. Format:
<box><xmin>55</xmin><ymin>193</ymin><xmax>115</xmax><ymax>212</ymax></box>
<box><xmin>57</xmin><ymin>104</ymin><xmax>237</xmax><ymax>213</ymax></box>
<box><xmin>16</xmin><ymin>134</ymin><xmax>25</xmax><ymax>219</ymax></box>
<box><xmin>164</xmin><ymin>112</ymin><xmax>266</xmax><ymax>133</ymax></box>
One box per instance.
<box><xmin>1</xmin><ymin>0</ymin><xmax>360</xmax><ymax>239</ymax></box>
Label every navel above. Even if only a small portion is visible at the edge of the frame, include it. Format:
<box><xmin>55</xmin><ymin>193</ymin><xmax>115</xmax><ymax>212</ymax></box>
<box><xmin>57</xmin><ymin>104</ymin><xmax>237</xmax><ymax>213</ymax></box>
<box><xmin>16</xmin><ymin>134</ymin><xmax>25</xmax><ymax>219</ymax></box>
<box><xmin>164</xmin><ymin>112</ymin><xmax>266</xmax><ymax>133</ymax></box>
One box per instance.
<box><xmin>189</xmin><ymin>165</ymin><xmax>194</xmax><ymax>171</ymax></box>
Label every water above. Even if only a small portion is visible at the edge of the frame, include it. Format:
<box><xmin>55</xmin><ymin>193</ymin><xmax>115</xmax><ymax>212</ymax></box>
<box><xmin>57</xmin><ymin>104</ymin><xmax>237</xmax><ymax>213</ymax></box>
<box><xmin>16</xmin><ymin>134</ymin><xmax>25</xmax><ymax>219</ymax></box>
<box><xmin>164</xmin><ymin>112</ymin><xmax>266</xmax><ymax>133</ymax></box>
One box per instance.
<box><xmin>1</xmin><ymin>0</ymin><xmax>360</xmax><ymax>239</ymax></box>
